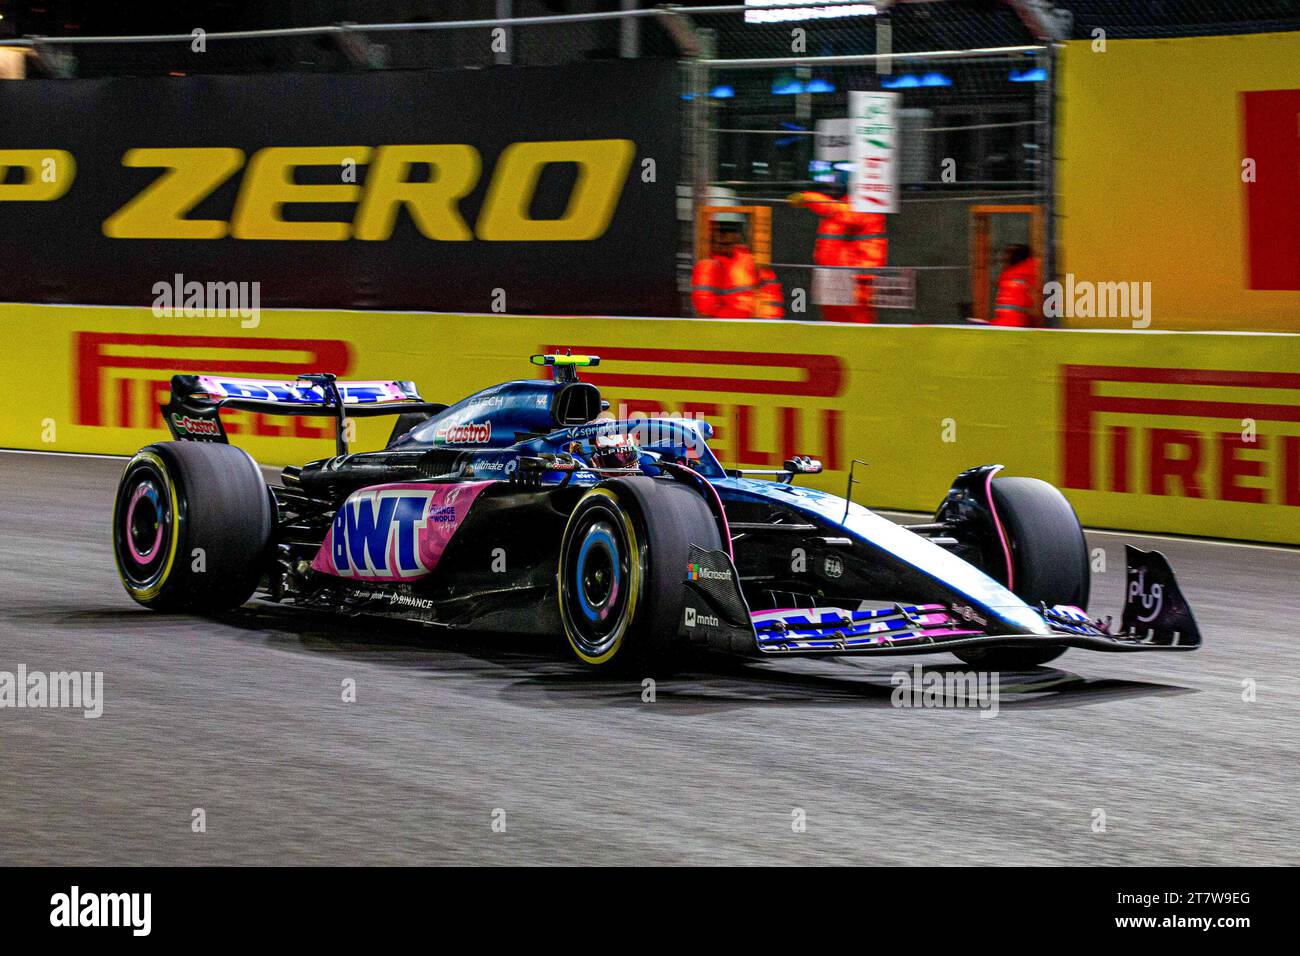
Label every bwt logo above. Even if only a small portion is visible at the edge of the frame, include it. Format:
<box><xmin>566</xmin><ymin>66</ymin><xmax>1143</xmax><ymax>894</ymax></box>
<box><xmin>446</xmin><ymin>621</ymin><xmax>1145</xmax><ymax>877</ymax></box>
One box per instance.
<box><xmin>330</xmin><ymin>491</ymin><xmax>433</xmax><ymax>578</ymax></box>
<box><xmin>542</xmin><ymin>345</ymin><xmax>846</xmax><ymax>470</ymax></box>
<box><xmin>1063</xmin><ymin>365</ymin><xmax>1300</xmax><ymax>505</ymax></box>
<box><xmin>75</xmin><ymin>332</ymin><xmax>350</xmax><ymax>436</ymax></box>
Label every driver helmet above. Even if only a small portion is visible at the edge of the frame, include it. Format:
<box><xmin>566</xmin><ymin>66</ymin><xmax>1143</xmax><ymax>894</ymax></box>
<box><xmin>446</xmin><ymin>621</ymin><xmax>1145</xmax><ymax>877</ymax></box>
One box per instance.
<box><xmin>591</xmin><ymin>431</ymin><xmax>642</xmax><ymax>471</ymax></box>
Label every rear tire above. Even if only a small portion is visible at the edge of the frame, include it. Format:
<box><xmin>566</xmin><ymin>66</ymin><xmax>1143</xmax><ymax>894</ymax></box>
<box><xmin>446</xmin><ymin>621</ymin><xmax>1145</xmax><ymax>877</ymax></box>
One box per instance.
<box><xmin>557</xmin><ymin>477</ymin><xmax>722</xmax><ymax>674</ymax></box>
<box><xmin>955</xmin><ymin>476</ymin><xmax>1088</xmax><ymax>669</ymax></box>
<box><xmin>113</xmin><ymin>442</ymin><xmax>272</xmax><ymax>612</ymax></box>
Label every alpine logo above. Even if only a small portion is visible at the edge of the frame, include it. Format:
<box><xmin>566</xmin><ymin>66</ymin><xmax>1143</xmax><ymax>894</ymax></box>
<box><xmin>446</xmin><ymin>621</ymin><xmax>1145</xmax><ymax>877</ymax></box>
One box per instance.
<box><xmin>171</xmin><ymin>413</ymin><xmax>220</xmax><ymax>436</ymax></box>
<box><xmin>435</xmin><ymin>420</ymin><xmax>493</xmax><ymax>444</ymax></box>
<box><xmin>687</xmin><ymin>562</ymin><xmax>732</xmax><ymax>582</ymax></box>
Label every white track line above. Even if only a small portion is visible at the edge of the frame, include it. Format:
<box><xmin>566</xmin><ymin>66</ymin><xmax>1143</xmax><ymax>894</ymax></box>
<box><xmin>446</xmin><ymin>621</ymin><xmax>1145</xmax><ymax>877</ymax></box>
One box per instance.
<box><xmin>3</xmin><ymin>448</ymin><xmax>1296</xmax><ymax>554</ymax></box>
<box><xmin>0</xmin><ymin>447</ymin><xmax>130</xmax><ymax>461</ymax></box>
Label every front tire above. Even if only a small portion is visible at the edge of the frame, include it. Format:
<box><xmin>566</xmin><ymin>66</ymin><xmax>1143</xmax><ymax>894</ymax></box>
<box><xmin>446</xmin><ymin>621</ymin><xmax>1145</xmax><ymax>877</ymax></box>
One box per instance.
<box><xmin>955</xmin><ymin>476</ymin><xmax>1089</xmax><ymax>669</ymax></box>
<box><xmin>113</xmin><ymin>442</ymin><xmax>272</xmax><ymax>612</ymax></box>
<box><xmin>557</xmin><ymin>477</ymin><xmax>722</xmax><ymax>674</ymax></box>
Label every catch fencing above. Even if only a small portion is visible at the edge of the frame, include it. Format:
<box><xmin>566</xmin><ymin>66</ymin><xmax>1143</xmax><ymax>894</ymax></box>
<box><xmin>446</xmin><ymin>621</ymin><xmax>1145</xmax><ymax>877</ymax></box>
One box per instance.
<box><xmin>1</xmin><ymin>1</ymin><xmax>1063</xmax><ymax>323</ymax></box>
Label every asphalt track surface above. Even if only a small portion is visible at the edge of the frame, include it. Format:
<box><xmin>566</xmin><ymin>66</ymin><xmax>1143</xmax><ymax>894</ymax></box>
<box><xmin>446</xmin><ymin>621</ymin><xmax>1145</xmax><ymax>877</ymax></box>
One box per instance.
<box><xmin>2</xmin><ymin>449</ymin><xmax>1297</xmax><ymax>866</ymax></box>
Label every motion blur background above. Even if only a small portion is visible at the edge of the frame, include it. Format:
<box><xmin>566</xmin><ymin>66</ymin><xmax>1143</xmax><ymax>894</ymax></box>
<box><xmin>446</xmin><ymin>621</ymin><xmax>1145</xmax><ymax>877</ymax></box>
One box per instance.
<box><xmin>2</xmin><ymin>1</ymin><xmax>1299</xmax><ymax>543</ymax></box>
<box><xmin>4</xmin><ymin>0</ymin><xmax>1300</xmax><ymax>326</ymax></box>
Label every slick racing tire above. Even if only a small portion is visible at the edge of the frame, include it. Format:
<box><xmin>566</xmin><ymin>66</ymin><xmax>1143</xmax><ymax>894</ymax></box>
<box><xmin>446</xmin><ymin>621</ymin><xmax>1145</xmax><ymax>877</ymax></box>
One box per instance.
<box><xmin>955</xmin><ymin>477</ymin><xmax>1089</xmax><ymax>670</ymax></box>
<box><xmin>557</xmin><ymin>477</ymin><xmax>722</xmax><ymax>674</ymax></box>
<box><xmin>113</xmin><ymin>442</ymin><xmax>273</xmax><ymax>612</ymax></box>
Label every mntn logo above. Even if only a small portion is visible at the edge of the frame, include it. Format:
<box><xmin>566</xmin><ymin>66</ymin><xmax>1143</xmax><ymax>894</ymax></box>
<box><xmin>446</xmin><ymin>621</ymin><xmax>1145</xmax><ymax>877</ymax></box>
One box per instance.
<box><xmin>683</xmin><ymin>606</ymin><xmax>719</xmax><ymax>628</ymax></box>
<box><xmin>332</xmin><ymin>491</ymin><xmax>431</xmax><ymax>577</ymax></box>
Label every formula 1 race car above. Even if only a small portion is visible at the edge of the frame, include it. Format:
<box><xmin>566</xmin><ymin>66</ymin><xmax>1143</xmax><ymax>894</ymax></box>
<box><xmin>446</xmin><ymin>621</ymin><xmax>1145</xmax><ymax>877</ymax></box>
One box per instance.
<box><xmin>112</xmin><ymin>354</ymin><xmax>1202</xmax><ymax>672</ymax></box>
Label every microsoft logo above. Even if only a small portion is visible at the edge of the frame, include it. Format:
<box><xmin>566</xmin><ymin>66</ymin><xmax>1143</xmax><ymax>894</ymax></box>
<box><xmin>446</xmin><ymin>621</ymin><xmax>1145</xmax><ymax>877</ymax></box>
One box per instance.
<box><xmin>687</xmin><ymin>562</ymin><xmax>731</xmax><ymax>582</ymax></box>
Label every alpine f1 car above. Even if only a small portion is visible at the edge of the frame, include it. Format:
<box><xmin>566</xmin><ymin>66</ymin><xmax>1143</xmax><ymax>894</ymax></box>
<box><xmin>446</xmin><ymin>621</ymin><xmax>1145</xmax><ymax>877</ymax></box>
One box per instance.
<box><xmin>113</xmin><ymin>354</ymin><xmax>1201</xmax><ymax>672</ymax></box>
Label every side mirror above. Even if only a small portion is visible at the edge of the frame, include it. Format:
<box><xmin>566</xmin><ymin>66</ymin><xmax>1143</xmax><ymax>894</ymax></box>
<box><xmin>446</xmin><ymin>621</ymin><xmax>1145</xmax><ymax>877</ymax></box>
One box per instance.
<box><xmin>784</xmin><ymin>456</ymin><xmax>823</xmax><ymax>475</ymax></box>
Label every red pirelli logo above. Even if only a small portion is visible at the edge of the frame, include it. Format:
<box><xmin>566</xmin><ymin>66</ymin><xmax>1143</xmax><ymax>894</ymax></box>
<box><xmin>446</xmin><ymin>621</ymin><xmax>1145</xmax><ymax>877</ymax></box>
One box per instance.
<box><xmin>542</xmin><ymin>345</ymin><xmax>846</xmax><ymax>469</ymax></box>
<box><xmin>76</xmin><ymin>332</ymin><xmax>352</xmax><ymax>436</ymax></box>
<box><xmin>1063</xmin><ymin>364</ymin><xmax>1300</xmax><ymax>505</ymax></box>
<box><xmin>1242</xmin><ymin>89</ymin><xmax>1300</xmax><ymax>291</ymax></box>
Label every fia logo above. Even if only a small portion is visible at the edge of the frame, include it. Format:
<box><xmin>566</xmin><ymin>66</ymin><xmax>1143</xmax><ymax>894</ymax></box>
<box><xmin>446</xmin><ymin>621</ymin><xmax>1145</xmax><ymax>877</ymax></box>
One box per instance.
<box><xmin>823</xmin><ymin>555</ymin><xmax>844</xmax><ymax>579</ymax></box>
<box><xmin>1127</xmin><ymin>568</ymin><xmax>1164</xmax><ymax>623</ymax></box>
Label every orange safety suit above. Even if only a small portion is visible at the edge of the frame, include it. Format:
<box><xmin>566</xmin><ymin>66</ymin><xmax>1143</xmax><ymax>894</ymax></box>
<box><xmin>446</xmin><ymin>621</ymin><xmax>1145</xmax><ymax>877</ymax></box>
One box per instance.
<box><xmin>796</xmin><ymin>191</ymin><xmax>887</xmax><ymax>323</ymax></box>
<box><xmin>692</xmin><ymin>245</ymin><xmax>762</xmax><ymax>318</ymax></box>
<box><xmin>756</xmin><ymin>266</ymin><xmax>783</xmax><ymax>319</ymax></box>
<box><xmin>991</xmin><ymin>256</ymin><xmax>1043</xmax><ymax>327</ymax></box>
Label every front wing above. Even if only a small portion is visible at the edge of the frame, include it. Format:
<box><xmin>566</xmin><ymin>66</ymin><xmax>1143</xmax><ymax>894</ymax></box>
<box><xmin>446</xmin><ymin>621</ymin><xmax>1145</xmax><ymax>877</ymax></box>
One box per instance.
<box><xmin>678</xmin><ymin>545</ymin><xmax>1203</xmax><ymax>659</ymax></box>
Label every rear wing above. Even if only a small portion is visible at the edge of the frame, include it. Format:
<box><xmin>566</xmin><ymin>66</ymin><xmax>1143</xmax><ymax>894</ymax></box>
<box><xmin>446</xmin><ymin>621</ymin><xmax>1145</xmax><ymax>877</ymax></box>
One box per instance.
<box><xmin>161</xmin><ymin>373</ymin><xmax>444</xmax><ymax>455</ymax></box>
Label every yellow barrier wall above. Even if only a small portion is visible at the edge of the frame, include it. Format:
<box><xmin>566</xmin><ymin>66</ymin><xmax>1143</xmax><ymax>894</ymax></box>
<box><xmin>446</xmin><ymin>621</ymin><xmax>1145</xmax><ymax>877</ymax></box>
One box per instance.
<box><xmin>2</xmin><ymin>304</ymin><xmax>1298</xmax><ymax>544</ymax></box>
<box><xmin>1058</xmin><ymin>32</ymin><xmax>1300</xmax><ymax>330</ymax></box>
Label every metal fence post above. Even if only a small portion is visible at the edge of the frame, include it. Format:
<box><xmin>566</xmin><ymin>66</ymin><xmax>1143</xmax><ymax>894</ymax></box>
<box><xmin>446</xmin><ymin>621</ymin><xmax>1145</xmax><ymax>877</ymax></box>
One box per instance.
<box><xmin>1041</xmin><ymin>42</ymin><xmax>1058</xmax><ymax>315</ymax></box>
<box><xmin>621</xmin><ymin>0</ymin><xmax>640</xmax><ymax>58</ymax></box>
<box><xmin>495</xmin><ymin>0</ymin><xmax>512</xmax><ymax>65</ymax></box>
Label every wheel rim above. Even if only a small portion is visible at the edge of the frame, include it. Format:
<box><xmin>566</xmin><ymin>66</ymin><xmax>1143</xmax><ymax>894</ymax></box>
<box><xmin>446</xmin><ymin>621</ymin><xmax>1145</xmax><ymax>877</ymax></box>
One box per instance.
<box><xmin>126</xmin><ymin>480</ymin><xmax>164</xmax><ymax>563</ymax></box>
<box><xmin>114</xmin><ymin>456</ymin><xmax>176</xmax><ymax>591</ymax></box>
<box><xmin>560</xmin><ymin>496</ymin><xmax>639</xmax><ymax>662</ymax></box>
<box><xmin>576</xmin><ymin>521</ymin><xmax>622</xmax><ymax>624</ymax></box>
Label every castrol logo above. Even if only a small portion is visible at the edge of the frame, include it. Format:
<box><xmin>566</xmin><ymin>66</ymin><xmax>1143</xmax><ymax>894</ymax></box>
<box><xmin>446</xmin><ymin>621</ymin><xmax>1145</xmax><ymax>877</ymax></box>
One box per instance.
<box><xmin>172</xmin><ymin>413</ymin><xmax>221</xmax><ymax>436</ymax></box>
<box><xmin>435</xmin><ymin>420</ymin><xmax>492</xmax><ymax>444</ymax></box>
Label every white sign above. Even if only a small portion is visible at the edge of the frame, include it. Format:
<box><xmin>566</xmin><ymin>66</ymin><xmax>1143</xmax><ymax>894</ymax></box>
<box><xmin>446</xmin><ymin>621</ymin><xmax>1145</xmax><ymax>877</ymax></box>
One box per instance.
<box><xmin>870</xmin><ymin>267</ymin><xmax>917</xmax><ymax>310</ymax></box>
<box><xmin>849</xmin><ymin>90</ymin><xmax>899</xmax><ymax>214</ymax></box>
<box><xmin>744</xmin><ymin>1</ymin><xmax>877</xmax><ymax>24</ymax></box>
<box><xmin>811</xmin><ymin>266</ymin><xmax>915</xmax><ymax>309</ymax></box>
<box><xmin>812</xmin><ymin>267</ymin><xmax>856</xmax><ymax>306</ymax></box>
<box><xmin>815</xmin><ymin>118</ymin><xmax>852</xmax><ymax>162</ymax></box>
